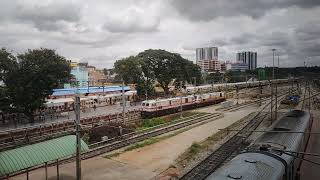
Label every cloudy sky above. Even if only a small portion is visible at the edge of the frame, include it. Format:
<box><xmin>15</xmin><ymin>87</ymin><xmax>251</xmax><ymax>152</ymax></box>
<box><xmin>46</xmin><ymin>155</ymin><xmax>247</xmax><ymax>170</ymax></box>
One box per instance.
<box><xmin>1</xmin><ymin>0</ymin><xmax>320</xmax><ymax>68</ymax></box>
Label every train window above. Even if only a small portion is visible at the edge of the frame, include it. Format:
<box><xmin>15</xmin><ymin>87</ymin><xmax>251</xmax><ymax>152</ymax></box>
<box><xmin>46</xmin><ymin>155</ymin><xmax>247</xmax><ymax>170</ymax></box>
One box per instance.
<box><xmin>220</xmin><ymin>93</ymin><xmax>222</xmax><ymax>97</ymax></box>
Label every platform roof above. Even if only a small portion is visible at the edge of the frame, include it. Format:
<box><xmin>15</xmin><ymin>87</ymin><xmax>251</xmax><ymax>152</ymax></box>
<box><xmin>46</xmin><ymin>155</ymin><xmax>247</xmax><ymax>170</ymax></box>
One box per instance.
<box><xmin>52</xmin><ymin>86</ymin><xmax>130</xmax><ymax>96</ymax></box>
<box><xmin>0</xmin><ymin>135</ymin><xmax>89</xmax><ymax>177</ymax></box>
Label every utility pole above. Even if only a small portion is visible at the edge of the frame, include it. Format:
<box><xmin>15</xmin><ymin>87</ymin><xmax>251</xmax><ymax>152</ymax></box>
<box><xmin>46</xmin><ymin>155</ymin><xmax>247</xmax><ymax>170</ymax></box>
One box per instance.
<box><xmin>272</xmin><ymin>49</ymin><xmax>276</xmax><ymax>80</ymax></box>
<box><xmin>122</xmin><ymin>80</ymin><xmax>126</xmax><ymax>123</ymax></box>
<box><xmin>236</xmin><ymin>85</ymin><xmax>239</xmax><ymax>105</ymax></box>
<box><xmin>270</xmin><ymin>81</ymin><xmax>273</xmax><ymax>124</ymax></box>
<box><xmin>259</xmin><ymin>81</ymin><xmax>262</xmax><ymax>106</ymax></box>
<box><xmin>75</xmin><ymin>93</ymin><xmax>81</xmax><ymax>180</ymax></box>
<box><xmin>211</xmin><ymin>80</ymin><xmax>214</xmax><ymax>92</ymax></box>
<box><xmin>180</xmin><ymin>81</ymin><xmax>183</xmax><ymax>118</ymax></box>
<box><xmin>308</xmin><ymin>82</ymin><xmax>311</xmax><ymax>112</ymax></box>
<box><xmin>277</xmin><ymin>54</ymin><xmax>280</xmax><ymax>68</ymax></box>
<box><xmin>275</xmin><ymin>84</ymin><xmax>278</xmax><ymax>121</ymax></box>
<box><xmin>245</xmin><ymin>75</ymin><xmax>248</xmax><ymax>90</ymax></box>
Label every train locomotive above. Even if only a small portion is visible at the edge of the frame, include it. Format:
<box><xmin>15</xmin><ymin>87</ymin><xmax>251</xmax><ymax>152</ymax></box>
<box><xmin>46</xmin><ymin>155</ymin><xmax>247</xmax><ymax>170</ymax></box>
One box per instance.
<box><xmin>206</xmin><ymin>110</ymin><xmax>312</xmax><ymax>180</ymax></box>
<box><xmin>141</xmin><ymin>92</ymin><xmax>225</xmax><ymax>118</ymax></box>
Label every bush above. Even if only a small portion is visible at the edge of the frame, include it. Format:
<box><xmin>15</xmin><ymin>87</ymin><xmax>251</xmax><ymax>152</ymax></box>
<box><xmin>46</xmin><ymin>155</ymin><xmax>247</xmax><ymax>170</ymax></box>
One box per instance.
<box><xmin>141</xmin><ymin>117</ymin><xmax>166</xmax><ymax>128</ymax></box>
<box><xmin>189</xmin><ymin>142</ymin><xmax>201</xmax><ymax>154</ymax></box>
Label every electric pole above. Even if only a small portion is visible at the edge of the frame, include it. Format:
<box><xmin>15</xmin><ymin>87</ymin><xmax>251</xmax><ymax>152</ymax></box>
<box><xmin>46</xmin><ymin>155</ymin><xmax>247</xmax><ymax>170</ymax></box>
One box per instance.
<box><xmin>270</xmin><ymin>81</ymin><xmax>273</xmax><ymax>124</ymax></box>
<box><xmin>180</xmin><ymin>81</ymin><xmax>183</xmax><ymax>118</ymax></box>
<box><xmin>75</xmin><ymin>93</ymin><xmax>81</xmax><ymax>180</ymax></box>
<box><xmin>272</xmin><ymin>49</ymin><xmax>276</xmax><ymax>80</ymax></box>
<box><xmin>259</xmin><ymin>81</ymin><xmax>262</xmax><ymax>106</ymax></box>
<box><xmin>122</xmin><ymin>80</ymin><xmax>126</xmax><ymax>124</ymax></box>
<box><xmin>236</xmin><ymin>85</ymin><xmax>239</xmax><ymax>105</ymax></box>
<box><xmin>275</xmin><ymin>84</ymin><xmax>278</xmax><ymax>121</ymax></box>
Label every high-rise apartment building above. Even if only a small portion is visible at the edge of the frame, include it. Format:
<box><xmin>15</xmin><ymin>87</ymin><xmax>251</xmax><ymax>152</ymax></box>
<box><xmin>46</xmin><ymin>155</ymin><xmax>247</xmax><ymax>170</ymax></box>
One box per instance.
<box><xmin>196</xmin><ymin>47</ymin><xmax>219</xmax><ymax>72</ymax></box>
<box><xmin>236</xmin><ymin>51</ymin><xmax>257</xmax><ymax>70</ymax></box>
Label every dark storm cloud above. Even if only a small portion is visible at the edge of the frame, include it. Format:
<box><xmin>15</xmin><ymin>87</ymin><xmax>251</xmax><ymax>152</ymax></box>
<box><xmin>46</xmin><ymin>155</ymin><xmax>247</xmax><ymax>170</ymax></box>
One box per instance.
<box><xmin>15</xmin><ymin>2</ymin><xmax>82</xmax><ymax>31</ymax></box>
<box><xmin>171</xmin><ymin>0</ymin><xmax>320</xmax><ymax>20</ymax></box>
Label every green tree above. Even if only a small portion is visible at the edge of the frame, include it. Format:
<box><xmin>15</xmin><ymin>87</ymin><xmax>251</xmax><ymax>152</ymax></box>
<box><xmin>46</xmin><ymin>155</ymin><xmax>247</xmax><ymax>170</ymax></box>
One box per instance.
<box><xmin>0</xmin><ymin>48</ymin><xmax>71</xmax><ymax>123</ymax></box>
<box><xmin>113</xmin><ymin>49</ymin><xmax>202</xmax><ymax>96</ymax></box>
<box><xmin>137</xmin><ymin>49</ymin><xmax>201</xmax><ymax>95</ymax></box>
<box><xmin>114</xmin><ymin>56</ymin><xmax>143</xmax><ymax>84</ymax></box>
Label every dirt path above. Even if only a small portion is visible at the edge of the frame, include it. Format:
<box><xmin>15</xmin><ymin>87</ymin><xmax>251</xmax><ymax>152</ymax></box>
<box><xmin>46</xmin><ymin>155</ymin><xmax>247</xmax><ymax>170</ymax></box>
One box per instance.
<box><xmin>11</xmin><ymin>105</ymin><xmax>259</xmax><ymax>180</ymax></box>
<box><xmin>113</xmin><ymin>105</ymin><xmax>258</xmax><ymax>178</ymax></box>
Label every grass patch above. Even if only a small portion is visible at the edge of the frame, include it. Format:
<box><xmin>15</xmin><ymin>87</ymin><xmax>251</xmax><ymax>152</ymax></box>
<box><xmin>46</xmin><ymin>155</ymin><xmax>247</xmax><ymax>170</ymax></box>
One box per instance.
<box><xmin>140</xmin><ymin>117</ymin><xmax>166</xmax><ymax>129</ymax></box>
<box><xmin>125</xmin><ymin>137</ymin><xmax>160</xmax><ymax>151</ymax></box>
<box><xmin>189</xmin><ymin>142</ymin><xmax>201</xmax><ymax>154</ymax></box>
<box><xmin>124</xmin><ymin>113</ymin><xmax>220</xmax><ymax>152</ymax></box>
<box><xmin>104</xmin><ymin>111</ymin><xmax>221</xmax><ymax>159</ymax></box>
<box><xmin>137</xmin><ymin>112</ymin><xmax>208</xmax><ymax>132</ymax></box>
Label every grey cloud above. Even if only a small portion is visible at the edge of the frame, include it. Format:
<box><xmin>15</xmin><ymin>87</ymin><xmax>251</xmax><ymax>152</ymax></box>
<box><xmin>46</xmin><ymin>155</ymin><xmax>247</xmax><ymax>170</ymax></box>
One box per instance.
<box><xmin>103</xmin><ymin>19</ymin><xmax>160</xmax><ymax>33</ymax></box>
<box><xmin>171</xmin><ymin>0</ymin><xmax>320</xmax><ymax>21</ymax></box>
<box><xmin>103</xmin><ymin>8</ymin><xmax>160</xmax><ymax>33</ymax></box>
<box><xmin>211</xmin><ymin>38</ymin><xmax>230</xmax><ymax>47</ymax></box>
<box><xmin>15</xmin><ymin>1</ymin><xmax>82</xmax><ymax>31</ymax></box>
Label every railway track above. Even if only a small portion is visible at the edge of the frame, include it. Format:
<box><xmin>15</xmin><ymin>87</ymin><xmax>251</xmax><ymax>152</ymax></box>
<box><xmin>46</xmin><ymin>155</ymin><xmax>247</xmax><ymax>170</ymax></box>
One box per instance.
<box><xmin>180</xmin><ymin>92</ymin><xmax>289</xmax><ymax>180</ymax></box>
<box><xmin>4</xmin><ymin>112</ymin><xmax>224</xmax><ymax>179</ymax></box>
<box><xmin>0</xmin><ymin>111</ymin><xmax>141</xmax><ymax>151</ymax></box>
<box><xmin>220</xmin><ymin>99</ymin><xmax>265</xmax><ymax>112</ymax></box>
<box><xmin>82</xmin><ymin>113</ymin><xmax>223</xmax><ymax>159</ymax></box>
<box><xmin>221</xmin><ymin>90</ymin><xmax>291</xmax><ymax>112</ymax></box>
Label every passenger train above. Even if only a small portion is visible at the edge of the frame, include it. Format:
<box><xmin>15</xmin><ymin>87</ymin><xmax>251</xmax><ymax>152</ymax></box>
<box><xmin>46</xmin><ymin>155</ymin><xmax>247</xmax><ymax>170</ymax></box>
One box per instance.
<box><xmin>43</xmin><ymin>90</ymin><xmax>137</xmax><ymax>112</ymax></box>
<box><xmin>141</xmin><ymin>92</ymin><xmax>225</xmax><ymax>118</ymax></box>
<box><xmin>206</xmin><ymin>110</ymin><xmax>312</xmax><ymax>180</ymax></box>
<box><xmin>186</xmin><ymin>78</ymin><xmax>299</xmax><ymax>94</ymax></box>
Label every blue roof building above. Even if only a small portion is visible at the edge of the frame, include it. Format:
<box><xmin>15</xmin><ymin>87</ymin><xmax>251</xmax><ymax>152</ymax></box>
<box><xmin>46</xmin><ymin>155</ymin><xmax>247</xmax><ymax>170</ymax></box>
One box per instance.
<box><xmin>52</xmin><ymin>86</ymin><xmax>131</xmax><ymax>96</ymax></box>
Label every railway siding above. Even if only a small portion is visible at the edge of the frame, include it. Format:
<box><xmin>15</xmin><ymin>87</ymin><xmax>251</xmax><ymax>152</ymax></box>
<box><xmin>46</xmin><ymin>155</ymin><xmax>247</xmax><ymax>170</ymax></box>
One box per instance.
<box><xmin>179</xmin><ymin>92</ymin><xmax>290</xmax><ymax>180</ymax></box>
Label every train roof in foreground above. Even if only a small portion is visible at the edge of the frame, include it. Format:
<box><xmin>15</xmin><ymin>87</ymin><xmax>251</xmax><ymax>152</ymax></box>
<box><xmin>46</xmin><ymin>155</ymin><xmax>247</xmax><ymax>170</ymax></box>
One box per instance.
<box><xmin>205</xmin><ymin>110</ymin><xmax>311</xmax><ymax>180</ymax></box>
<box><xmin>205</xmin><ymin>152</ymin><xmax>285</xmax><ymax>180</ymax></box>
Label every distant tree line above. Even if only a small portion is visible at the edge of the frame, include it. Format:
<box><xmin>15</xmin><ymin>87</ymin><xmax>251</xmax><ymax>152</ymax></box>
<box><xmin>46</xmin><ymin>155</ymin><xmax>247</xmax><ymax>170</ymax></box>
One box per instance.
<box><xmin>113</xmin><ymin>49</ymin><xmax>202</xmax><ymax>97</ymax></box>
<box><xmin>0</xmin><ymin>48</ymin><xmax>72</xmax><ymax>123</ymax></box>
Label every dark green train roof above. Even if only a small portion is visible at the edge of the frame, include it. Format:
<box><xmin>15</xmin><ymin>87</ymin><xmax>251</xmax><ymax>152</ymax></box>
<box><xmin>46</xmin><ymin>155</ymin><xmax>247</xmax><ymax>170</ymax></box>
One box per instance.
<box><xmin>0</xmin><ymin>135</ymin><xmax>89</xmax><ymax>176</ymax></box>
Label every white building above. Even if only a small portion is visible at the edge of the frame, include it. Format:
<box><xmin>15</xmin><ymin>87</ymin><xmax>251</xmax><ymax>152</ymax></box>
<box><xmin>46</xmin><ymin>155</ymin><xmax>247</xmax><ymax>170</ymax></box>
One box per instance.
<box><xmin>196</xmin><ymin>47</ymin><xmax>219</xmax><ymax>72</ymax></box>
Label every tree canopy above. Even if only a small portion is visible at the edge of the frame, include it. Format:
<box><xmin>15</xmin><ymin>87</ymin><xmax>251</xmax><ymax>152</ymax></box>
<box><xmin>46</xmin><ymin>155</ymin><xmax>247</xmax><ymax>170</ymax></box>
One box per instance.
<box><xmin>114</xmin><ymin>49</ymin><xmax>202</xmax><ymax>96</ymax></box>
<box><xmin>0</xmin><ymin>48</ymin><xmax>71</xmax><ymax>122</ymax></box>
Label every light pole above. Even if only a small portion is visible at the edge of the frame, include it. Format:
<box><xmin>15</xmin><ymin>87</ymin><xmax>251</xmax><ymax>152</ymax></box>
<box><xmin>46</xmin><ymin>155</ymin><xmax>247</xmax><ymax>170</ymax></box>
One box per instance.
<box><xmin>272</xmin><ymin>49</ymin><xmax>276</xmax><ymax>80</ymax></box>
<box><xmin>75</xmin><ymin>82</ymin><xmax>82</xmax><ymax>180</ymax></box>
<box><xmin>180</xmin><ymin>81</ymin><xmax>183</xmax><ymax>118</ymax></box>
<box><xmin>122</xmin><ymin>79</ymin><xmax>126</xmax><ymax>124</ymax></box>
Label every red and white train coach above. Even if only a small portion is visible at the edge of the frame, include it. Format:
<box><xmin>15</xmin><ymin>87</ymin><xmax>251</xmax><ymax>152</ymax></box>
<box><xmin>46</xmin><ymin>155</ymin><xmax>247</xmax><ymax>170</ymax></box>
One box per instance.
<box><xmin>141</xmin><ymin>92</ymin><xmax>225</xmax><ymax>118</ymax></box>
